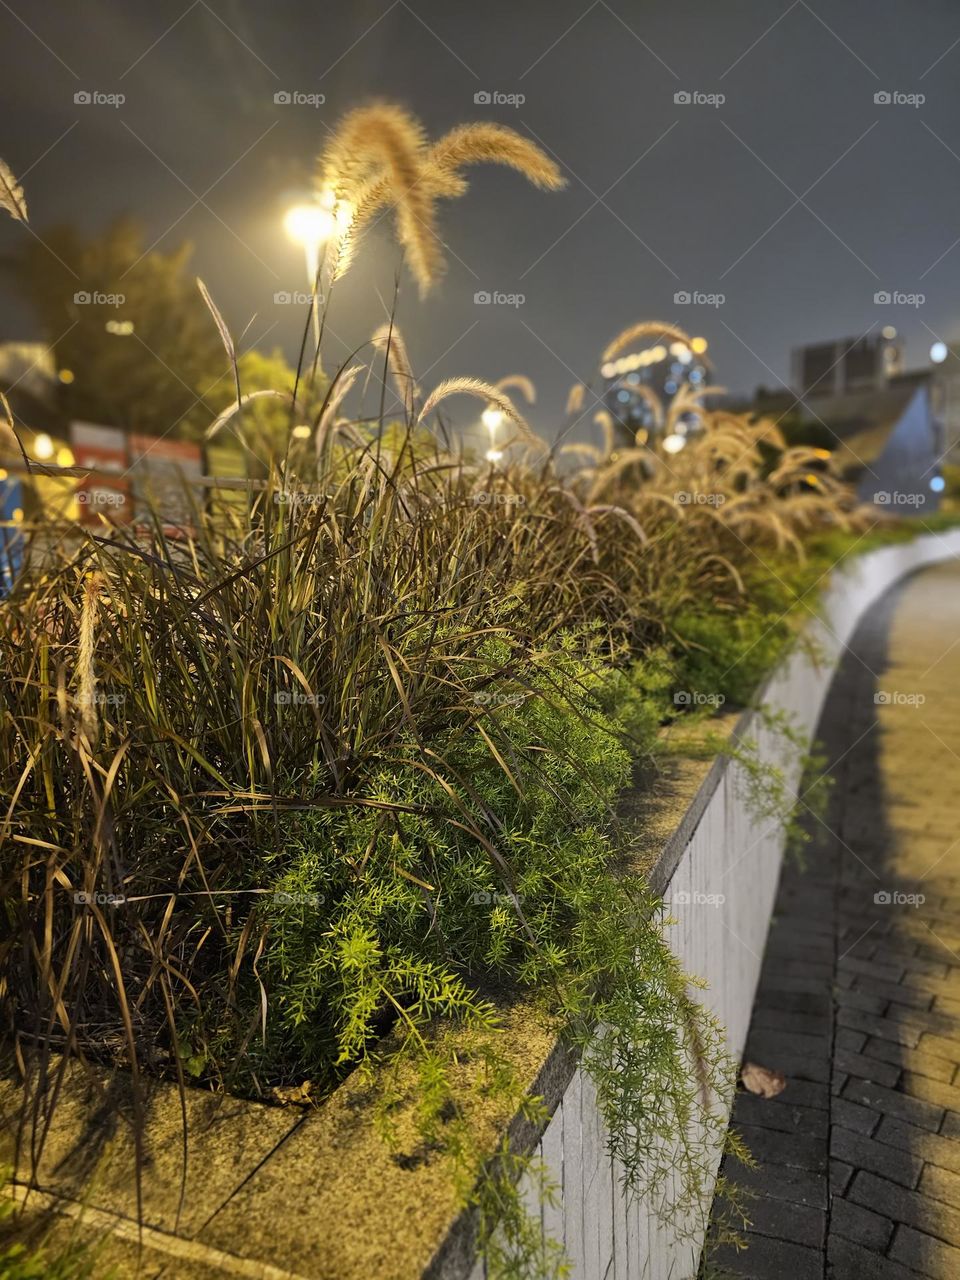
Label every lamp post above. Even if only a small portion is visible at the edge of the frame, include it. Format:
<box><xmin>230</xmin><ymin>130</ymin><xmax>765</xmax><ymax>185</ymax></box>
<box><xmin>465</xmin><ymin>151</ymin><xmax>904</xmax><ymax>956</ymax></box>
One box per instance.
<box><xmin>283</xmin><ymin>203</ymin><xmax>335</xmax><ymax>347</ymax></box>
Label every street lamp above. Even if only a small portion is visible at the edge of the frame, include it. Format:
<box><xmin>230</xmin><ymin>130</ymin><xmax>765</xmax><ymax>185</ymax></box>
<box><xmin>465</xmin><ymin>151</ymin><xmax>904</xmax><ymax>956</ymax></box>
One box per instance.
<box><xmin>284</xmin><ymin>202</ymin><xmax>335</xmax><ymax>344</ymax></box>
<box><xmin>482</xmin><ymin>406</ymin><xmax>505</xmax><ymax>463</ymax></box>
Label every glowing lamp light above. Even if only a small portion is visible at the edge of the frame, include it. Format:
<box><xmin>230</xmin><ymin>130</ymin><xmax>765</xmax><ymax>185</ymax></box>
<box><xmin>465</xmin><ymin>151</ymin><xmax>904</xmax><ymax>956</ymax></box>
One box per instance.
<box><xmin>662</xmin><ymin>433</ymin><xmax>686</xmax><ymax>454</ymax></box>
<box><xmin>33</xmin><ymin>433</ymin><xmax>55</xmax><ymax>461</ymax></box>
<box><xmin>931</xmin><ymin>475</ymin><xmax>946</xmax><ymax>493</ymax></box>
<box><xmin>292</xmin><ymin>424</ymin><xmax>312</xmax><ymax>440</ymax></box>
<box><xmin>931</xmin><ymin>341</ymin><xmax>949</xmax><ymax>364</ymax></box>
<box><xmin>690</xmin><ymin>337</ymin><xmax>708</xmax><ymax>355</ymax></box>
<box><xmin>601</xmin><ymin>362</ymin><xmax>616</xmax><ymax>379</ymax></box>
<box><xmin>882</xmin><ymin>325</ymin><xmax>898</xmax><ymax>340</ymax></box>
<box><xmin>58</xmin><ymin>368</ymin><xmax>75</xmax><ymax>384</ymax></box>
<box><xmin>56</xmin><ymin>447</ymin><xmax>75</xmax><ymax>467</ymax></box>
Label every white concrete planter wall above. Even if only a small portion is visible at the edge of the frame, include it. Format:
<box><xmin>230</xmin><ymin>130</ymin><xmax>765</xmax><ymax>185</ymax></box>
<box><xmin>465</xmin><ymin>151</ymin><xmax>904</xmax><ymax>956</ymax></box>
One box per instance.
<box><xmin>462</xmin><ymin>530</ymin><xmax>960</xmax><ymax>1280</ymax></box>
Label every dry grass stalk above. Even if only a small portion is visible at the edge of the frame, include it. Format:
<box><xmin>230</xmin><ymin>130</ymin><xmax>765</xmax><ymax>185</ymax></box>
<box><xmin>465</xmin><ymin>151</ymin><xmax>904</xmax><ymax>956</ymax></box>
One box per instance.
<box><xmin>76</xmin><ymin>573</ymin><xmax>101</xmax><ymax>747</ymax></box>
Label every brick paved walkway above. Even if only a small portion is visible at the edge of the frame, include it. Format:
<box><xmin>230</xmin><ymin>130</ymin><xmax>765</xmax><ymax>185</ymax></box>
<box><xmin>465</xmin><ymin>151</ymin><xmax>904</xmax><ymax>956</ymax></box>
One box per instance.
<box><xmin>708</xmin><ymin>558</ymin><xmax>960</xmax><ymax>1279</ymax></box>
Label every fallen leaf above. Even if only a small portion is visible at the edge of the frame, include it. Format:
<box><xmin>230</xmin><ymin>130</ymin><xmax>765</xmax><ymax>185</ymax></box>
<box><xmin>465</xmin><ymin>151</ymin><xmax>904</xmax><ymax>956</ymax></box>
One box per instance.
<box><xmin>741</xmin><ymin>1061</ymin><xmax>786</xmax><ymax>1099</ymax></box>
<box><xmin>271</xmin><ymin>1079</ymin><xmax>314</xmax><ymax>1107</ymax></box>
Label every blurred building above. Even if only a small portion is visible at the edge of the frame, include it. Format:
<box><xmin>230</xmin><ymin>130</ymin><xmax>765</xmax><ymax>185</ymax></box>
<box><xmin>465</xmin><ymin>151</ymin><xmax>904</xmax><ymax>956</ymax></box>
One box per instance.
<box><xmin>750</xmin><ymin>330</ymin><xmax>945</xmax><ymax>514</ymax></box>
<box><xmin>791</xmin><ymin>331</ymin><xmax>904</xmax><ymax>397</ymax></box>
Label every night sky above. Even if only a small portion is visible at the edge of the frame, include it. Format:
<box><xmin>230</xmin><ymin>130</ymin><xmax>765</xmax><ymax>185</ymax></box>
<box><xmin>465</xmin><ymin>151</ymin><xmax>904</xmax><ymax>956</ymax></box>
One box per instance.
<box><xmin>3</xmin><ymin>0</ymin><xmax>960</xmax><ymax>440</ymax></box>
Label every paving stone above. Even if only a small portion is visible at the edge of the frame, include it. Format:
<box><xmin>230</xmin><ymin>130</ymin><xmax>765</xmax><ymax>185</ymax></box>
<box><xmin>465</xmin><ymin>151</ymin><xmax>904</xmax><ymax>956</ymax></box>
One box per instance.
<box><xmin>889</xmin><ymin>1223</ymin><xmax>960</xmax><ymax>1276</ymax></box>
<box><xmin>732</xmin><ymin>1094</ymin><xmax>828</xmax><ymax>1140</ymax></box>
<box><xmin>916</xmin><ymin>1032</ymin><xmax>960</xmax><ymax>1065</ymax></box>
<box><xmin>776</xmin><ymin>1079</ymin><xmax>830</xmax><ymax>1112</ymax></box>
<box><xmin>837</xmin><ymin>1006</ymin><xmax>922</xmax><ymax>1048</ymax></box>
<box><xmin>835</xmin><ymin>1027</ymin><xmax>867</xmax><ymax>1053</ymax></box>
<box><xmin>863</xmin><ymin>1037</ymin><xmax>955</xmax><ymax>1083</ymax></box>
<box><xmin>837</xmin><ymin>955</ymin><xmax>905</xmax><ymax>985</ymax></box>
<box><xmin>831</xmin><ymin>1159</ymin><xmax>854</xmax><ymax>1195</ymax></box>
<box><xmin>751</xmin><ymin>1007</ymin><xmax>832</xmax><ymax>1038</ymax></box>
<box><xmin>834</xmin><ymin>1047</ymin><xmax>901</xmax><ymax>1088</ymax></box>
<box><xmin>835</xmin><ymin>987</ymin><xmax>889</xmax><ymax>1016</ymax></box>
<box><xmin>874</xmin><ymin>1115</ymin><xmax>960</xmax><ymax>1175</ymax></box>
<box><xmin>899</xmin><ymin>1071</ymin><xmax>960</xmax><ymax>1114</ymax></box>
<box><xmin>853</xmin><ymin>975</ymin><xmax>934</xmax><ymax>1010</ymax></box>
<box><xmin>829</xmin><ymin>1127</ymin><xmax>922</xmax><ymax>1189</ymax></box>
<box><xmin>757</xmin><ymin>974</ymin><xmax>834</xmax><ymax>996</ymax></box>
<box><xmin>712</xmin><ymin>1232</ymin><xmax>822</xmax><ymax>1280</ymax></box>
<box><xmin>743</xmin><ymin>1194</ymin><xmax>825</xmax><ymax>1249</ymax></box>
<box><xmin>831</xmin><ymin>1094</ymin><xmax>879</xmax><ymax>1136</ymax></box>
<box><xmin>725</xmin><ymin>1160</ymin><xmax>828</xmax><ymax>1209</ymax></box>
<box><xmin>746</xmin><ymin>1029</ymin><xmax>832</xmax><ymax>1059</ymax></box>
<box><xmin>734</xmin><ymin>1124</ymin><xmax>827</xmax><ymax>1173</ymax></box>
<box><xmin>841</xmin><ymin>1077</ymin><xmax>944</xmax><ymax>1132</ymax></box>
<box><xmin>827</xmin><ymin>1232</ymin><xmax>926</xmax><ymax>1278</ymax></box>
<box><xmin>756</xmin><ymin>988</ymin><xmax>832</xmax><ymax>1016</ymax></box>
<box><xmin>918</xmin><ymin>1163</ymin><xmax>960</xmax><ymax>1212</ymax></box>
<box><xmin>849</xmin><ymin>1170</ymin><xmax>960</xmax><ymax>1247</ymax></box>
<box><xmin>830</xmin><ymin>1194</ymin><xmax>894</xmax><ymax>1251</ymax></box>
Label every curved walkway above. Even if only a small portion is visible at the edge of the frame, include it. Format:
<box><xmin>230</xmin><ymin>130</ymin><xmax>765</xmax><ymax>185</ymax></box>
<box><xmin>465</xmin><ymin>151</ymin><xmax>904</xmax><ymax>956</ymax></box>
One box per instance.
<box><xmin>709</xmin><ymin>558</ymin><xmax>960</xmax><ymax>1279</ymax></box>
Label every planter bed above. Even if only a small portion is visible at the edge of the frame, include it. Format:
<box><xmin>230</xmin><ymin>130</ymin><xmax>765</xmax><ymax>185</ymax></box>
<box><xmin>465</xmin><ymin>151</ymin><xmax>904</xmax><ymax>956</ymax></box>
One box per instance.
<box><xmin>4</xmin><ymin>531</ymin><xmax>960</xmax><ymax>1280</ymax></box>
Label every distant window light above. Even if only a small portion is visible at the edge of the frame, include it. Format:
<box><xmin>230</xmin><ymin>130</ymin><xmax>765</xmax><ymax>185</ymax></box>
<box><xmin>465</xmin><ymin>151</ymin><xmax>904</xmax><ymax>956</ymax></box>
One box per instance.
<box><xmin>930</xmin><ymin>475</ymin><xmax>946</xmax><ymax>492</ymax></box>
<box><xmin>930</xmin><ymin>341</ymin><xmax>949</xmax><ymax>364</ymax></box>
